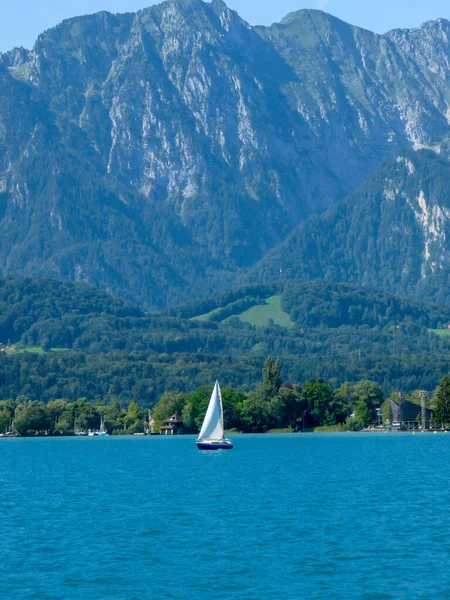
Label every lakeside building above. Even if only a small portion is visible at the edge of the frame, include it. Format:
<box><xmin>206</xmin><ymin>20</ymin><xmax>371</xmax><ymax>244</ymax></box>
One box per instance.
<box><xmin>160</xmin><ymin>413</ymin><xmax>184</xmax><ymax>435</ymax></box>
<box><xmin>389</xmin><ymin>399</ymin><xmax>432</xmax><ymax>430</ymax></box>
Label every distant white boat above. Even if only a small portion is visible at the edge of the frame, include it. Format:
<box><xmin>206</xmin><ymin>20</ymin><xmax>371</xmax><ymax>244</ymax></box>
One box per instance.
<box><xmin>196</xmin><ymin>381</ymin><xmax>233</xmax><ymax>450</ymax></box>
<box><xmin>97</xmin><ymin>415</ymin><xmax>109</xmax><ymax>437</ymax></box>
<box><xmin>87</xmin><ymin>416</ymin><xmax>109</xmax><ymax>437</ymax></box>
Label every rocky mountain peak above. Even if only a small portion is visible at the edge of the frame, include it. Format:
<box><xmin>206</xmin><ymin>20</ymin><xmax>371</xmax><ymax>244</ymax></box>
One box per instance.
<box><xmin>2</xmin><ymin>2</ymin><xmax>450</xmax><ymax>307</ymax></box>
<box><xmin>280</xmin><ymin>8</ymin><xmax>340</xmax><ymax>25</ymax></box>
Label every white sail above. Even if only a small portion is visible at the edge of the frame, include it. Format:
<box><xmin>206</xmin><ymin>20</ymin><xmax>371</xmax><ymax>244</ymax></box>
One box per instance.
<box><xmin>197</xmin><ymin>381</ymin><xmax>224</xmax><ymax>441</ymax></box>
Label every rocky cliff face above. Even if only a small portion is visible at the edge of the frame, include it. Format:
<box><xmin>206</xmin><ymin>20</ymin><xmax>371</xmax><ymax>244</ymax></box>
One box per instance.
<box><xmin>2</xmin><ymin>2</ymin><xmax>450</xmax><ymax>307</ymax></box>
<box><xmin>248</xmin><ymin>150</ymin><xmax>450</xmax><ymax>303</ymax></box>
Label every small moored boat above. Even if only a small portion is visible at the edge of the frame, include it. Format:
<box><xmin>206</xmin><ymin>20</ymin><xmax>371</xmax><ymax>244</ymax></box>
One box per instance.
<box><xmin>97</xmin><ymin>415</ymin><xmax>109</xmax><ymax>437</ymax></box>
<box><xmin>196</xmin><ymin>381</ymin><xmax>233</xmax><ymax>450</ymax></box>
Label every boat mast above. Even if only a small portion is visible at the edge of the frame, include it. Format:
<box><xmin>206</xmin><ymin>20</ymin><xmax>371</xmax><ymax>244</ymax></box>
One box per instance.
<box><xmin>218</xmin><ymin>380</ymin><xmax>224</xmax><ymax>439</ymax></box>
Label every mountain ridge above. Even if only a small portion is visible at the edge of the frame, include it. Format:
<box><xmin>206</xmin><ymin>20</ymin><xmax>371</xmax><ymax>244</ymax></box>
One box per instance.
<box><xmin>2</xmin><ymin>2</ymin><xmax>450</xmax><ymax>307</ymax></box>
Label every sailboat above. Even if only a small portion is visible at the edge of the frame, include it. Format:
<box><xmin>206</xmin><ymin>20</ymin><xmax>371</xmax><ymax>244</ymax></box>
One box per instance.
<box><xmin>97</xmin><ymin>415</ymin><xmax>109</xmax><ymax>437</ymax></box>
<box><xmin>196</xmin><ymin>381</ymin><xmax>233</xmax><ymax>450</ymax></box>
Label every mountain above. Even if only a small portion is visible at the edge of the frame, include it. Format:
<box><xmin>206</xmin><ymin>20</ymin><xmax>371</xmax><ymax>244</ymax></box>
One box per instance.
<box><xmin>2</xmin><ymin>3</ymin><xmax>450</xmax><ymax>307</ymax></box>
<box><xmin>248</xmin><ymin>150</ymin><xmax>450</xmax><ymax>303</ymax></box>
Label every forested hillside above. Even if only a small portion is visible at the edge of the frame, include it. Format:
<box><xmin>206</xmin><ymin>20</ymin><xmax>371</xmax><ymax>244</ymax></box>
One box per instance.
<box><xmin>1</xmin><ymin>277</ymin><xmax>450</xmax><ymax>403</ymax></box>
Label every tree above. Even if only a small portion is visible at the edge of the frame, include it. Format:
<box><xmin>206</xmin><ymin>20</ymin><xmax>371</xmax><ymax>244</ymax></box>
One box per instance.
<box><xmin>346</xmin><ymin>416</ymin><xmax>365</xmax><ymax>431</ymax></box>
<box><xmin>262</xmin><ymin>356</ymin><xmax>282</xmax><ymax>397</ymax></box>
<box><xmin>47</xmin><ymin>399</ymin><xmax>69</xmax><ymax>431</ymax></box>
<box><xmin>354</xmin><ymin>402</ymin><xmax>373</xmax><ymax>427</ymax></box>
<box><xmin>68</xmin><ymin>398</ymin><xmax>100</xmax><ymax>431</ymax></box>
<box><xmin>181</xmin><ymin>401</ymin><xmax>198</xmax><ymax>433</ymax></box>
<box><xmin>351</xmin><ymin>380</ymin><xmax>383</xmax><ymax>427</ymax></box>
<box><xmin>221</xmin><ymin>387</ymin><xmax>246</xmax><ymax>431</ymax></box>
<box><xmin>235</xmin><ymin>356</ymin><xmax>285</xmax><ymax>432</ymax></box>
<box><xmin>0</xmin><ymin>409</ymin><xmax>11</xmax><ymax>433</ymax></box>
<box><xmin>102</xmin><ymin>399</ymin><xmax>124</xmax><ymax>432</ymax></box>
<box><xmin>303</xmin><ymin>379</ymin><xmax>336</xmax><ymax>427</ymax></box>
<box><xmin>55</xmin><ymin>411</ymin><xmax>73</xmax><ymax>432</ymax></box>
<box><xmin>240</xmin><ymin>389</ymin><xmax>271</xmax><ymax>432</ymax></box>
<box><xmin>269</xmin><ymin>385</ymin><xmax>305</xmax><ymax>429</ymax></box>
<box><xmin>125</xmin><ymin>401</ymin><xmax>144</xmax><ymax>432</ymax></box>
<box><xmin>352</xmin><ymin>380</ymin><xmax>383</xmax><ymax>409</ymax></box>
<box><xmin>0</xmin><ymin>399</ymin><xmax>14</xmax><ymax>432</ymax></box>
<box><xmin>331</xmin><ymin>383</ymin><xmax>352</xmax><ymax>424</ymax></box>
<box><xmin>14</xmin><ymin>404</ymin><xmax>51</xmax><ymax>436</ymax></box>
<box><xmin>335</xmin><ymin>382</ymin><xmax>351</xmax><ymax>406</ymax></box>
<box><xmin>433</xmin><ymin>375</ymin><xmax>450</xmax><ymax>426</ymax></box>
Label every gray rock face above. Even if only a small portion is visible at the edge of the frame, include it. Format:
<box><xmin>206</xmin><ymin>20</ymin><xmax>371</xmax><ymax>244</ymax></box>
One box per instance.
<box><xmin>248</xmin><ymin>150</ymin><xmax>450</xmax><ymax>304</ymax></box>
<box><xmin>2</xmin><ymin>2</ymin><xmax>450</xmax><ymax>307</ymax></box>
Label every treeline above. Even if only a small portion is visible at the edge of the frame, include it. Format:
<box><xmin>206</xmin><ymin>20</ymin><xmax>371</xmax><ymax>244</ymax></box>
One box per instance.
<box><xmin>0</xmin><ymin>276</ymin><xmax>142</xmax><ymax>344</ymax></box>
<box><xmin>281</xmin><ymin>280</ymin><xmax>450</xmax><ymax>329</ymax></box>
<box><xmin>5</xmin><ymin>358</ymin><xmax>450</xmax><ymax>436</ymax></box>
<box><xmin>148</xmin><ymin>358</ymin><xmax>450</xmax><ymax>433</ymax></box>
<box><xmin>0</xmin><ymin>357</ymin><xmax>387</xmax><ymax>435</ymax></box>
<box><xmin>21</xmin><ymin>310</ymin><xmax>446</xmax><ymax>360</ymax></box>
<box><xmin>0</xmin><ymin>351</ymin><xmax>263</xmax><ymax>405</ymax></box>
<box><xmin>2</xmin><ymin>278</ymin><xmax>450</xmax><ymax>380</ymax></box>
<box><xmin>0</xmin><ymin>397</ymin><xmax>148</xmax><ymax>436</ymax></box>
<box><xmin>151</xmin><ymin>358</ymin><xmax>384</xmax><ymax>433</ymax></box>
<box><xmin>3</xmin><ymin>349</ymin><xmax>450</xmax><ymax>405</ymax></box>
<box><xmin>3</xmin><ymin>276</ymin><xmax>450</xmax><ymax>401</ymax></box>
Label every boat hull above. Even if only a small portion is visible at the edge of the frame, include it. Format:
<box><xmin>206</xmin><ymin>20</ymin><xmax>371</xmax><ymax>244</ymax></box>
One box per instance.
<box><xmin>196</xmin><ymin>439</ymin><xmax>233</xmax><ymax>450</ymax></box>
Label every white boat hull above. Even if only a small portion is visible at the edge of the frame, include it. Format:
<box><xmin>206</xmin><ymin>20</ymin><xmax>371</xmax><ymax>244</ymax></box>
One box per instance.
<box><xmin>196</xmin><ymin>438</ymin><xmax>233</xmax><ymax>450</ymax></box>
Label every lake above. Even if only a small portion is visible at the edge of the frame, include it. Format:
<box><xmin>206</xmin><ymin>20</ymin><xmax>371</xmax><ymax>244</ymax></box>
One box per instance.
<box><xmin>1</xmin><ymin>433</ymin><xmax>449</xmax><ymax>599</ymax></box>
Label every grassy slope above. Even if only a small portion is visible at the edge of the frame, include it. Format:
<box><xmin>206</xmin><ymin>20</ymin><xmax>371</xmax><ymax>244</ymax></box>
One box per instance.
<box><xmin>237</xmin><ymin>296</ymin><xmax>294</xmax><ymax>328</ymax></box>
<box><xmin>193</xmin><ymin>294</ymin><xmax>295</xmax><ymax>329</ymax></box>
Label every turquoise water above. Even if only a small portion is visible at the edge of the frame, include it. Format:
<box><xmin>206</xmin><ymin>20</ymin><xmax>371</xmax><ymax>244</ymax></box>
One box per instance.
<box><xmin>1</xmin><ymin>433</ymin><xmax>450</xmax><ymax>599</ymax></box>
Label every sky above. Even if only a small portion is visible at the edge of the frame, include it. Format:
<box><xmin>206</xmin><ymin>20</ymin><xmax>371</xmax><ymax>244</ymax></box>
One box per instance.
<box><xmin>1</xmin><ymin>0</ymin><xmax>450</xmax><ymax>53</ymax></box>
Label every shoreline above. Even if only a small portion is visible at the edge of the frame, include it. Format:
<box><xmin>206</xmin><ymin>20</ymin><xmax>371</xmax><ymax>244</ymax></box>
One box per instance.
<box><xmin>2</xmin><ymin>428</ymin><xmax>448</xmax><ymax>439</ymax></box>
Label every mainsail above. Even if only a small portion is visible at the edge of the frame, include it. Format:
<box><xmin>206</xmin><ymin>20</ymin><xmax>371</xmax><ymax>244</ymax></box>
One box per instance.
<box><xmin>197</xmin><ymin>381</ymin><xmax>224</xmax><ymax>441</ymax></box>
